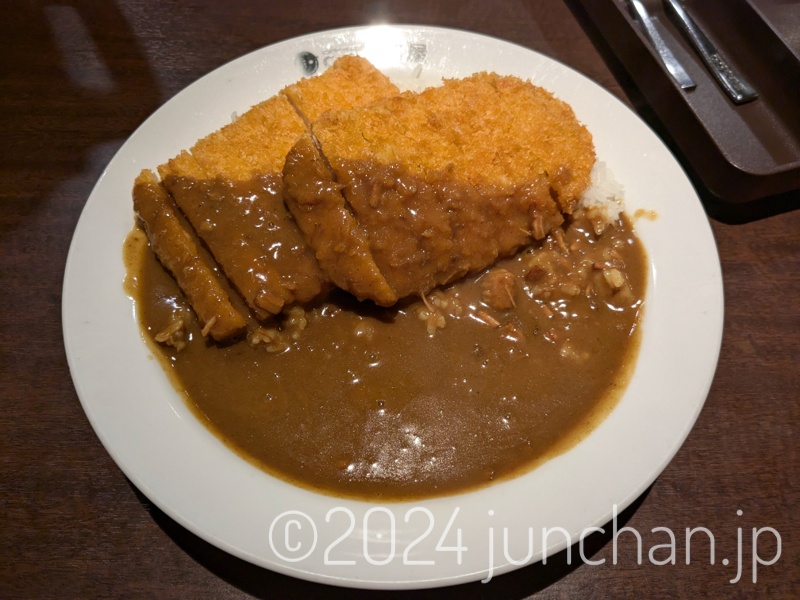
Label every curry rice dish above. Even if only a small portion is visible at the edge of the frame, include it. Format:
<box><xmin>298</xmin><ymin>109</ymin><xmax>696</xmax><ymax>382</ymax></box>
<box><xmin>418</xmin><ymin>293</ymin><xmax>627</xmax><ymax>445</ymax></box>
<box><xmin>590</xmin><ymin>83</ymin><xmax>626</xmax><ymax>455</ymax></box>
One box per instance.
<box><xmin>127</xmin><ymin>56</ymin><xmax>647</xmax><ymax>500</ymax></box>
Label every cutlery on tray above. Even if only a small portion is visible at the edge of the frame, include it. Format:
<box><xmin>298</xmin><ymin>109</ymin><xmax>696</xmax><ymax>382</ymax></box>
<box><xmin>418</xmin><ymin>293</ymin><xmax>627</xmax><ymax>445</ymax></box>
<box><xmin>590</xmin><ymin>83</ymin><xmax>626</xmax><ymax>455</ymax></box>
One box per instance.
<box><xmin>663</xmin><ymin>0</ymin><xmax>758</xmax><ymax>104</ymax></box>
<box><xmin>626</xmin><ymin>0</ymin><xmax>696</xmax><ymax>90</ymax></box>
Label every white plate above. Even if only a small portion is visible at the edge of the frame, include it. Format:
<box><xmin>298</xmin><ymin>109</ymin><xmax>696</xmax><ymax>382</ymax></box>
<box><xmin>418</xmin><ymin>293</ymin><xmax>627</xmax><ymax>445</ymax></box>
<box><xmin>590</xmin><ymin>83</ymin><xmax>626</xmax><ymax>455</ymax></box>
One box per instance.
<box><xmin>63</xmin><ymin>25</ymin><xmax>723</xmax><ymax>589</ymax></box>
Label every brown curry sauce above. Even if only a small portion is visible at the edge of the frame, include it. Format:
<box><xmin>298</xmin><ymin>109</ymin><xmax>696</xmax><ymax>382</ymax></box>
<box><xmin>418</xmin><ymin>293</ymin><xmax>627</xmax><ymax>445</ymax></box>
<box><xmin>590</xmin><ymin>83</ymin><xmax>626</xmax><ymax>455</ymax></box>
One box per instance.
<box><xmin>125</xmin><ymin>176</ymin><xmax>646</xmax><ymax>502</ymax></box>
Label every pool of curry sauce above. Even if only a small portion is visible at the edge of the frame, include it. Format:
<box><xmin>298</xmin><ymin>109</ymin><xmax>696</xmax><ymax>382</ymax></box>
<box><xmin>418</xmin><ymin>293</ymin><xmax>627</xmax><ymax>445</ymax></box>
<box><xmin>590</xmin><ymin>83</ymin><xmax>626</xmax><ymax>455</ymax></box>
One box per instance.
<box><xmin>124</xmin><ymin>181</ymin><xmax>647</xmax><ymax>502</ymax></box>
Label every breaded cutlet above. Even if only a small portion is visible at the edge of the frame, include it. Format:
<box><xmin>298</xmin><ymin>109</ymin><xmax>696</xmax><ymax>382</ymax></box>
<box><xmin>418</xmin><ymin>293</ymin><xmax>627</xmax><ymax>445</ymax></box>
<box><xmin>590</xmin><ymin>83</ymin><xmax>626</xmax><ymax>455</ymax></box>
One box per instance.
<box><xmin>150</xmin><ymin>55</ymin><xmax>400</xmax><ymax>319</ymax></box>
<box><xmin>137</xmin><ymin>56</ymin><xmax>597</xmax><ymax>330</ymax></box>
<box><xmin>284</xmin><ymin>71</ymin><xmax>594</xmax><ymax>303</ymax></box>
<box><xmin>312</xmin><ymin>72</ymin><xmax>594</xmax><ymax>214</ymax></box>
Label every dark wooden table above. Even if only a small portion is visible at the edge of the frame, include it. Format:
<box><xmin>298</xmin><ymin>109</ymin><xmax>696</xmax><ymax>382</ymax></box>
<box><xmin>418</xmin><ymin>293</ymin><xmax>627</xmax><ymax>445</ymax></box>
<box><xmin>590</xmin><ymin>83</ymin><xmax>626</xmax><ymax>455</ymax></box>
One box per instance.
<box><xmin>2</xmin><ymin>1</ymin><xmax>798</xmax><ymax>597</ymax></box>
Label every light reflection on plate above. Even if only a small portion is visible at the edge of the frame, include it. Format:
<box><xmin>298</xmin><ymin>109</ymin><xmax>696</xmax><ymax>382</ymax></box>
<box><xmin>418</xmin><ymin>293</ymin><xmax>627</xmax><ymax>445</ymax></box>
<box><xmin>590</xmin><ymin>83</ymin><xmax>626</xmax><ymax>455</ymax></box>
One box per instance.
<box><xmin>62</xmin><ymin>25</ymin><xmax>723</xmax><ymax>589</ymax></box>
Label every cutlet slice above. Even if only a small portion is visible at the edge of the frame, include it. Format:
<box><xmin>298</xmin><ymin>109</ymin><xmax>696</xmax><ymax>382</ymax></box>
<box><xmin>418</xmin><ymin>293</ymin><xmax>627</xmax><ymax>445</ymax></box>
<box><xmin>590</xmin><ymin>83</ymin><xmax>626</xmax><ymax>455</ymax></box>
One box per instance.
<box><xmin>283</xmin><ymin>135</ymin><xmax>398</xmax><ymax>306</ymax></box>
<box><xmin>157</xmin><ymin>56</ymin><xmax>400</xmax><ymax>317</ymax></box>
<box><xmin>285</xmin><ymin>72</ymin><xmax>593</xmax><ymax>303</ymax></box>
<box><xmin>279</xmin><ymin>55</ymin><xmax>401</xmax><ymax>305</ymax></box>
<box><xmin>132</xmin><ymin>169</ymin><xmax>247</xmax><ymax>341</ymax></box>
<box><xmin>158</xmin><ymin>96</ymin><xmax>318</xmax><ymax>319</ymax></box>
<box><xmin>160</xmin><ymin>172</ymin><xmax>312</xmax><ymax>318</ymax></box>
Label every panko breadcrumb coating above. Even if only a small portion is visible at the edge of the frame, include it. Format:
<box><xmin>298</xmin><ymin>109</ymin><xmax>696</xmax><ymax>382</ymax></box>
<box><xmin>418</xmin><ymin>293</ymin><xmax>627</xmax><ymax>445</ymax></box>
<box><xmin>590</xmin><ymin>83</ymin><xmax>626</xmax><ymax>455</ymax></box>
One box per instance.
<box><xmin>311</xmin><ymin>72</ymin><xmax>595</xmax><ymax>213</ymax></box>
<box><xmin>283</xmin><ymin>54</ymin><xmax>400</xmax><ymax>124</ymax></box>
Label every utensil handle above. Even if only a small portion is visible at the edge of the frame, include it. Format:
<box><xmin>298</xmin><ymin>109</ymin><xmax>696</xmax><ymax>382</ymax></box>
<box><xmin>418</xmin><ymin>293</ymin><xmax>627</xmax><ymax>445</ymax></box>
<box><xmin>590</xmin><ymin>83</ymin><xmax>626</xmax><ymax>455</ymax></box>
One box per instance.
<box><xmin>663</xmin><ymin>0</ymin><xmax>757</xmax><ymax>104</ymax></box>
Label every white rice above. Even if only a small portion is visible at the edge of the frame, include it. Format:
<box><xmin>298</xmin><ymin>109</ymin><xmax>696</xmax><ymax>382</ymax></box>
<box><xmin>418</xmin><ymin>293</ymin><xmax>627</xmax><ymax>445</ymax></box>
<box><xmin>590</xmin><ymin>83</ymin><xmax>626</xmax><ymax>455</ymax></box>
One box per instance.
<box><xmin>580</xmin><ymin>161</ymin><xmax>624</xmax><ymax>222</ymax></box>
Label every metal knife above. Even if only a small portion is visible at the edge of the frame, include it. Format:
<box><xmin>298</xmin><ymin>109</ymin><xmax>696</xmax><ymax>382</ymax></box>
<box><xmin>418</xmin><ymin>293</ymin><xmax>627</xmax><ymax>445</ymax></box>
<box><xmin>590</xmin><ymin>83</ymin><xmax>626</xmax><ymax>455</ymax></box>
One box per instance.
<box><xmin>627</xmin><ymin>0</ymin><xmax>696</xmax><ymax>90</ymax></box>
<box><xmin>663</xmin><ymin>0</ymin><xmax>758</xmax><ymax>104</ymax></box>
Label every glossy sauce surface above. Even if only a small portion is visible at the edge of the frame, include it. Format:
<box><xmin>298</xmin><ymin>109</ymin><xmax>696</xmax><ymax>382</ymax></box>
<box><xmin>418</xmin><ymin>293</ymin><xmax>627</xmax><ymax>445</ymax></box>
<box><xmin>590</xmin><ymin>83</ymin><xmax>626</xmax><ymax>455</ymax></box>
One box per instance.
<box><xmin>163</xmin><ymin>174</ymin><xmax>327</xmax><ymax>316</ymax></box>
